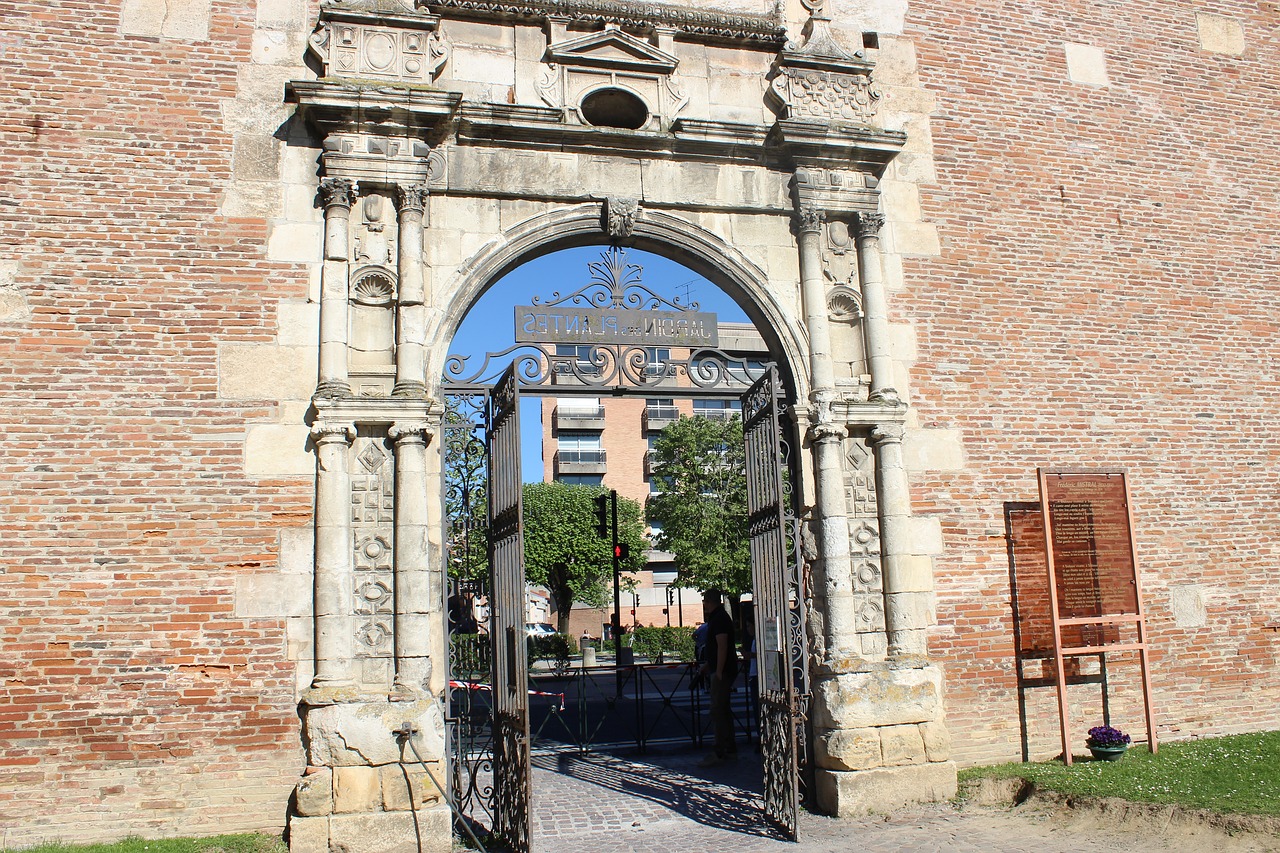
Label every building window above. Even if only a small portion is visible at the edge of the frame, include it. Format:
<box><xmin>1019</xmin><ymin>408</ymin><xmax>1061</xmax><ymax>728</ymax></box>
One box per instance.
<box><xmin>558</xmin><ymin>474</ymin><xmax>604</xmax><ymax>486</ymax></box>
<box><xmin>556</xmin><ymin>344</ymin><xmax>601</xmax><ymax>375</ymax></box>
<box><xmin>692</xmin><ymin>399</ymin><xmax>741</xmax><ymax>421</ymax></box>
<box><xmin>643</xmin><ymin>347</ymin><xmax>670</xmax><ymax>376</ymax></box>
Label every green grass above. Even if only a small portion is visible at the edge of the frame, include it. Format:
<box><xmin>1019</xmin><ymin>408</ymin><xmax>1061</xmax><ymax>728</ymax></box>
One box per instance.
<box><xmin>13</xmin><ymin>834</ymin><xmax>285</xmax><ymax>853</ymax></box>
<box><xmin>960</xmin><ymin>730</ymin><xmax>1280</xmax><ymax>817</ymax></box>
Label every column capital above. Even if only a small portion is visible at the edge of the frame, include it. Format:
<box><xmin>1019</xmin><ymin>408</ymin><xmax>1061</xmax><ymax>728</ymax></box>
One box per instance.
<box><xmin>388</xmin><ymin>420</ymin><xmax>431</xmax><ymax>444</ymax></box>
<box><xmin>396</xmin><ymin>183</ymin><xmax>430</xmax><ymax>214</ymax></box>
<box><xmin>319</xmin><ymin>177</ymin><xmax>356</xmax><ymax>211</ymax></box>
<box><xmin>310</xmin><ymin>421</ymin><xmax>356</xmax><ymax>443</ymax></box>
<box><xmin>870</xmin><ymin>422</ymin><xmax>905</xmax><ymax>446</ymax></box>
<box><xmin>809</xmin><ymin>421</ymin><xmax>846</xmax><ymax>444</ymax></box>
<box><xmin>854</xmin><ymin>211</ymin><xmax>885</xmax><ymax>239</ymax></box>
<box><xmin>797</xmin><ymin>204</ymin><xmax>826</xmax><ymax>234</ymax></box>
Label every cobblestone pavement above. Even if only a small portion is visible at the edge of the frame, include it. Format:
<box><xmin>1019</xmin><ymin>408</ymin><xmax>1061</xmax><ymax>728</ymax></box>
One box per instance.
<box><xmin>525</xmin><ymin>747</ymin><xmax>1264</xmax><ymax>853</ymax></box>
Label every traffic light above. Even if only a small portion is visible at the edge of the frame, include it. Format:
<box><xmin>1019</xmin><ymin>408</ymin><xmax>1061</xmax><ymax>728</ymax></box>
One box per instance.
<box><xmin>593</xmin><ymin>493</ymin><xmax>610</xmax><ymax>539</ymax></box>
<box><xmin>613</xmin><ymin>543</ymin><xmax>630</xmax><ymax>560</ymax></box>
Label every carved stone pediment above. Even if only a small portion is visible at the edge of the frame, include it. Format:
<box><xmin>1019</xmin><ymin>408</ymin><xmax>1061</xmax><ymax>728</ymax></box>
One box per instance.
<box><xmin>538</xmin><ymin>23</ymin><xmax>687</xmax><ymax>129</ymax></box>
<box><xmin>769</xmin><ymin>13</ymin><xmax>880</xmax><ymax>126</ymax></box>
<box><xmin>547</xmin><ymin>27</ymin><xmax>678</xmax><ymax>74</ymax></box>
<box><xmin>308</xmin><ymin>0</ymin><xmax>449</xmax><ymax>84</ymax></box>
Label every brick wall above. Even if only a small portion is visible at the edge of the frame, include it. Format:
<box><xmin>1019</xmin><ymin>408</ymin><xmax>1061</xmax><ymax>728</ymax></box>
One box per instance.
<box><xmin>0</xmin><ymin>0</ymin><xmax>312</xmax><ymax>843</ymax></box>
<box><xmin>899</xmin><ymin>0</ymin><xmax>1280</xmax><ymax>762</ymax></box>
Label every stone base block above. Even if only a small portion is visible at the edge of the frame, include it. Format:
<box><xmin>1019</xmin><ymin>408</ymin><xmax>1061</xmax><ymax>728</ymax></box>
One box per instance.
<box><xmin>288</xmin><ymin>807</ymin><xmax>451</xmax><ymax>853</ymax></box>
<box><xmin>815</xmin><ymin>761</ymin><xmax>957</xmax><ymax>817</ymax></box>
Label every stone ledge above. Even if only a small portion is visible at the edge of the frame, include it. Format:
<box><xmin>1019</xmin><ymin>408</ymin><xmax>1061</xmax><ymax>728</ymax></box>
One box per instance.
<box><xmin>816</xmin><ymin>761</ymin><xmax>958</xmax><ymax>816</ymax></box>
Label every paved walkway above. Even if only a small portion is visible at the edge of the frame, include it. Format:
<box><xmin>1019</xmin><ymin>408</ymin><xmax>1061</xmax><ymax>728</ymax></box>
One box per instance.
<box><xmin>526</xmin><ymin>747</ymin><xmax>1272</xmax><ymax>853</ymax></box>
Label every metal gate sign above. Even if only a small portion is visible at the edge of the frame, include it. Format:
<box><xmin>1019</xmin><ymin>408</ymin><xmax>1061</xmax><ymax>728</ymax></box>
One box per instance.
<box><xmin>514</xmin><ymin>306</ymin><xmax>719</xmax><ymax>347</ymax></box>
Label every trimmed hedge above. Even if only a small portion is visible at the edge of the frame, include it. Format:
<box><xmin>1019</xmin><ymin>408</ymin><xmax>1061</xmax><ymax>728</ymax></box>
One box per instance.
<box><xmin>629</xmin><ymin>626</ymin><xmax>696</xmax><ymax>662</ymax></box>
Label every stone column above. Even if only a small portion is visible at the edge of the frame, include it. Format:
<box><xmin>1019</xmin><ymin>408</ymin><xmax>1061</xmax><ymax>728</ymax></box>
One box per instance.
<box><xmin>871</xmin><ymin>423</ymin><xmax>927</xmax><ymax>659</ymax></box>
<box><xmin>392</xmin><ymin>184</ymin><xmax>429</xmax><ymax>398</ymax></box>
<box><xmin>854</xmin><ymin>213</ymin><xmax>898</xmax><ymax>403</ymax></box>
<box><xmin>318</xmin><ymin>177</ymin><xmax>354</xmax><ymax>397</ymax></box>
<box><xmin>796</xmin><ymin>204</ymin><xmax>858</xmax><ymax>666</ymax></box>
<box><xmin>389</xmin><ymin>420</ymin><xmax>432</xmax><ymax>697</ymax></box>
<box><xmin>311</xmin><ymin>421</ymin><xmax>356</xmax><ymax>689</ymax></box>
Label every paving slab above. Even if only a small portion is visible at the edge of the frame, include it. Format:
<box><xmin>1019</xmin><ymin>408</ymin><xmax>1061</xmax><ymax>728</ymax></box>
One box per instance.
<box><xmin>525</xmin><ymin>748</ymin><xmax>1270</xmax><ymax>853</ymax></box>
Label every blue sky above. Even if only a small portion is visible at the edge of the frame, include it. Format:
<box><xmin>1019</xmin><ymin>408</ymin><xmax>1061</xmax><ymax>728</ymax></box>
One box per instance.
<box><xmin>447</xmin><ymin>245</ymin><xmax>752</xmax><ymax>481</ymax></box>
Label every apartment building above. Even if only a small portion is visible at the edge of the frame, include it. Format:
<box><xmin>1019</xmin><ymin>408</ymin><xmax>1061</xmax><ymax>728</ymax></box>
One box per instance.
<box><xmin>539</xmin><ymin>323</ymin><xmax>770</xmax><ymax>636</ymax></box>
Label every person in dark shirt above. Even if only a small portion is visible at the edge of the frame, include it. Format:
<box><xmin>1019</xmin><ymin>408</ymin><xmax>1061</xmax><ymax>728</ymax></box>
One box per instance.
<box><xmin>698</xmin><ymin>589</ymin><xmax>738</xmax><ymax>766</ymax></box>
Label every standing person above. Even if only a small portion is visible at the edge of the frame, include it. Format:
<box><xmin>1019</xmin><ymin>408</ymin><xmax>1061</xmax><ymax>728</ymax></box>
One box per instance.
<box><xmin>698</xmin><ymin>589</ymin><xmax>739</xmax><ymax>766</ymax></box>
<box><xmin>739</xmin><ymin>600</ymin><xmax>759</xmax><ymax>745</ymax></box>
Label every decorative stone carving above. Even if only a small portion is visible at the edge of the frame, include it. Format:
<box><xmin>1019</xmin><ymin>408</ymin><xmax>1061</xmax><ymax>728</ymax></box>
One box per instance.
<box><xmin>827</xmin><ymin>285</ymin><xmax>862</xmax><ymax>322</ymax></box>
<box><xmin>771</xmin><ymin>64</ymin><xmax>880</xmax><ymax>124</ymax></box>
<box><xmin>794</xmin><ymin>168</ymin><xmax>879</xmax><ymax>217</ymax></box>
<box><xmin>797</xmin><ymin>204</ymin><xmax>826</xmax><ymax>234</ymax></box>
<box><xmin>307</xmin><ymin>0</ymin><xmax>449</xmax><ymax>83</ymax></box>
<box><xmin>388</xmin><ymin>420</ymin><xmax>430</xmax><ymax>443</ymax></box>
<box><xmin>355</xmin><ymin>192</ymin><xmax>397</xmax><ymax>266</ymax></box>
<box><xmin>351</xmin><ymin>429</ymin><xmax>396</xmax><ymax>680</ymax></box>
<box><xmin>320</xmin><ymin>177</ymin><xmax>357</xmax><ymax>210</ymax></box>
<box><xmin>603</xmin><ymin>196</ymin><xmax>639</xmax><ymax>239</ymax></box>
<box><xmin>769</xmin><ymin>4</ymin><xmax>881</xmax><ymax>126</ymax></box>
<box><xmin>854</xmin><ymin>211</ymin><xmax>885</xmax><ymax>238</ymax></box>
<box><xmin>311</xmin><ymin>422</ymin><xmax>357</xmax><ymax>447</ymax></box>
<box><xmin>538</xmin><ymin>23</ymin><xmax>688</xmax><ymax>130</ymax></box>
<box><xmin>425</xmin><ymin>0</ymin><xmax>786</xmax><ymax>46</ymax></box>
<box><xmin>350</xmin><ymin>267</ymin><xmax>397</xmax><ymax>305</ymax></box>
<box><xmin>396</xmin><ymin>183</ymin><xmax>429</xmax><ymax>215</ymax></box>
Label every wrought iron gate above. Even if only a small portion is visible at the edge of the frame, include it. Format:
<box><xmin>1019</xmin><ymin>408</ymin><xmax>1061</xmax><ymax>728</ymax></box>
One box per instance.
<box><xmin>487</xmin><ymin>365</ymin><xmax>532</xmax><ymax>852</ymax></box>
<box><xmin>742</xmin><ymin>367</ymin><xmax>808</xmax><ymax>840</ymax></box>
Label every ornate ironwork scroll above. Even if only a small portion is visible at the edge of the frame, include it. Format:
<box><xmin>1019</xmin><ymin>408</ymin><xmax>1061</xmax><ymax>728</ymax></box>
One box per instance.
<box><xmin>443</xmin><ymin>248</ymin><xmax>769</xmax><ymax>395</ymax></box>
<box><xmin>742</xmin><ymin>366</ymin><xmax>807</xmax><ymax>841</ymax></box>
<box><xmin>487</xmin><ymin>366</ymin><xmax>532</xmax><ymax>853</ymax></box>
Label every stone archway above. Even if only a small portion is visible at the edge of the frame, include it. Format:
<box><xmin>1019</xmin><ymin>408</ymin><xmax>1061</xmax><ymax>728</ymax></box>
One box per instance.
<box><xmin>285</xmin><ymin>0</ymin><xmax>957</xmax><ymax>849</ymax></box>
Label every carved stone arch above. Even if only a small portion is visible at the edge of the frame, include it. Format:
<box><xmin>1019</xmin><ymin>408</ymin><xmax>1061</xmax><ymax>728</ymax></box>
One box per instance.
<box><xmin>425</xmin><ymin>203</ymin><xmax>810</xmax><ymax>403</ymax></box>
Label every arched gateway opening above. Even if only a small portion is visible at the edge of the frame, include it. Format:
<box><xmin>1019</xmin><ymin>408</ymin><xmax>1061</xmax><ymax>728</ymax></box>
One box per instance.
<box><xmin>439</xmin><ymin>240</ymin><xmax>810</xmax><ymax>850</ymax></box>
<box><xmin>288</xmin><ymin>3</ymin><xmax>959</xmax><ymax>849</ymax></box>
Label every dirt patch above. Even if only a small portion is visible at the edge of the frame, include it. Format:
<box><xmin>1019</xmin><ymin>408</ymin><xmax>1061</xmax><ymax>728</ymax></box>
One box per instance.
<box><xmin>959</xmin><ymin>778</ymin><xmax>1280</xmax><ymax>852</ymax></box>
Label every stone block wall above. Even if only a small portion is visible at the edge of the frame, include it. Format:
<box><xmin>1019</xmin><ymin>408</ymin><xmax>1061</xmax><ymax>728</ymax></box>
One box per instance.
<box><xmin>897</xmin><ymin>0</ymin><xmax>1280</xmax><ymax>762</ymax></box>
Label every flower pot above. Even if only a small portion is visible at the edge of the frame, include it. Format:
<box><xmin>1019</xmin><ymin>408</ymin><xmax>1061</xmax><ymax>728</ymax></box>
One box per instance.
<box><xmin>1088</xmin><ymin>744</ymin><xmax>1128</xmax><ymax>761</ymax></box>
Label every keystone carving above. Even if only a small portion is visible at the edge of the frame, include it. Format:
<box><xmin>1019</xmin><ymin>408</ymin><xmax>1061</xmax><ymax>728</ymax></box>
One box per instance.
<box><xmin>604</xmin><ymin>197</ymin><xmax>639</xmax><ymax>239</ymax></box>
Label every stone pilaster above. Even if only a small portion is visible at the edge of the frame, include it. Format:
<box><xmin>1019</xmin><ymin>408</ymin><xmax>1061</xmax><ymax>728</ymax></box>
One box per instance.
<box><xmin>389</xmin><ymin>419</ymin><xmax>433</xmax><ymax>697</ymax></box>
<box><xmin>392</xmin><ymin>185</ymin><xmax>428</xmax><ymax>399</ymax></box>
<box><xmin>795</xmin><ymin>202</ymin><xmax>859</xmax><ymax>667</ymax></box>
<box><xmin>871</xmin><ymin>423</ymin><xmax>928</xmax><ymax>660</ymax></box>
<box><xmin>318</xmin><ymin>177</ymin><xmax>355</xmax><ymax>397</ymax></box>
<box><xmin>854</xmin><ymin>212</ymin><xmax>898</xmax><ymax>404</ymax></box>
<box><xmin>310</xmin><ymin>420</ymin><xmax>356</xmax><ymax>691</ymax></box>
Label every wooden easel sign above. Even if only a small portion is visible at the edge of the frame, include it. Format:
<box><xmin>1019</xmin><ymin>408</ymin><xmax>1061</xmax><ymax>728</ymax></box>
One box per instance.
<box><xmin>1038</xmin><ymin>469</ymin><xmax>1158</xmax><ymax>765</ymax></box>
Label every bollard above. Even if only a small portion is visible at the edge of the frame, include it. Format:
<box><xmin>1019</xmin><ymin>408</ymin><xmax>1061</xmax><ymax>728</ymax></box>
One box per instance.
<box><xmin>583</xmin><ymin>646</ymin><xmax>597</xmax><ymax>667</ymax></box>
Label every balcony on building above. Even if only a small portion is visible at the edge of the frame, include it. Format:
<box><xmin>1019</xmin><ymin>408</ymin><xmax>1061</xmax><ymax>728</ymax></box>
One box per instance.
<box><xmin>692</xmin><ymin>400</ymin><xmax>741</xmax><ymax>422</ymax></box>
<box><xmin>555</xmin><ymin>448</ymin><xmax>607</xmax><ymax>475</ymax></box>
<box><xmin>644</xmin><ymin>402</ymin><xmax>680</xmax><ymax>432</ymax></box>
<box><xmin>554</xmin><ymin>400</ymin><xmax>606</xmax><ymax>430</ymax></box>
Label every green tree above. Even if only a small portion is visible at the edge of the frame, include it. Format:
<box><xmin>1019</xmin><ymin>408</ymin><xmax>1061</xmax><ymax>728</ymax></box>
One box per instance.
<box><xmin>522</xmin><ymin>482</ymin><xmax>648</xmax><ymax>633</ymax></box>
<box><xmin>646</xmin><ymin>415</ymin><xmax>750</xmax><ymax>596</ymax></box>
<box><xmin>442</xmin><ymin>396</ymin><xmax>489</xmax><ymax>582</ymax></box>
